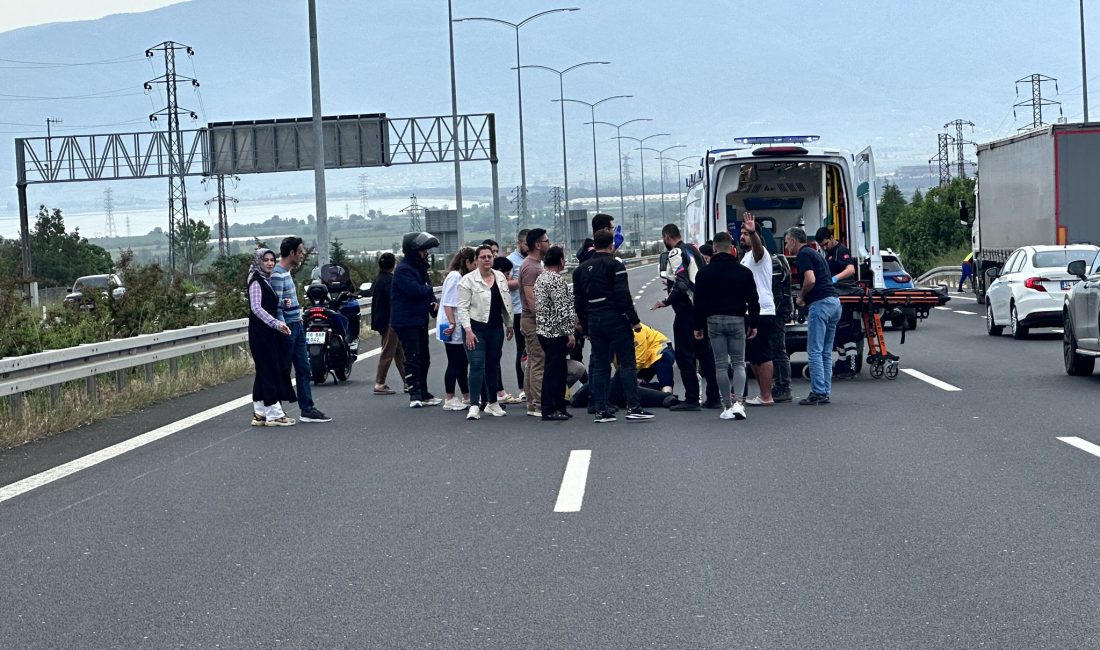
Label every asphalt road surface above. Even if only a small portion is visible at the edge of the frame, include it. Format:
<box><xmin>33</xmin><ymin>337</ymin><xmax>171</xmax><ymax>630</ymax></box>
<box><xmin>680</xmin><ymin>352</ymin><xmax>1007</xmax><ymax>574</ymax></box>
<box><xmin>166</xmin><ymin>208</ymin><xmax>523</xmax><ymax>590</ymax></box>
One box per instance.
<box><xmin>2</xmin><ymin>265</ymin><xmax>1099</xmax><ymax>649</ymax></box>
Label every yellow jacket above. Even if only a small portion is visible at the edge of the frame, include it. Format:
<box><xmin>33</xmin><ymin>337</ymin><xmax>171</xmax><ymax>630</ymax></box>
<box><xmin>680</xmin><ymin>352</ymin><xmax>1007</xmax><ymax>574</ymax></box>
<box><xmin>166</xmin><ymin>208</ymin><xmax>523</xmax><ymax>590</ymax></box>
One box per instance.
<box><xmin>633</xmin><ymin>324</ymin><xmax>670</xmax><ymax>369</ymax></box>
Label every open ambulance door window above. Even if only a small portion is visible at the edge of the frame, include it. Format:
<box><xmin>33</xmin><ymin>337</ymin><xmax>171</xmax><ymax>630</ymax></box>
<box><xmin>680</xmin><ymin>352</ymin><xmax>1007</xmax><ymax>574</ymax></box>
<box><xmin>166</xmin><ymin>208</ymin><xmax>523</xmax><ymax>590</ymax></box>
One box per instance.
<box><xmin>855</xmin><ymin>147</ymin><xmax>885</xmax><ymax>289</ymax></box>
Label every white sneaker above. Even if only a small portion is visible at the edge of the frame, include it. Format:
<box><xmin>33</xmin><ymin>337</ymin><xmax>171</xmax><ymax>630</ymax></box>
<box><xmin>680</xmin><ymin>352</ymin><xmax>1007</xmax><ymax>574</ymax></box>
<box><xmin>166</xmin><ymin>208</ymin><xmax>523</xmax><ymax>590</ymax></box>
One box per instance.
<box><xmin>409</xmin><ymin>400</ymin><xmax>424</xmax><ymax>409</ymax></box>
<box><xmin>484</xmin><ymin>403</ymin><xmax>507</xmax><ymax>417</ymax></box>
<box><xmin>731</xmin><ymin>402</ymin><xmax>747</xmax><ymax>420</ymax></box>
<box><xmin>443</xmin><ymin>397</ymin><xmax>465</xmax><ymax>411</ymax></box>
<box><xmin>422</xmin><ymin>397</ymin><xmax>443</xmax><ymax>407</ymax></box>
<box><xmin>719</xmin><ymin>407</ymin><xmax>736</xmax><ymax>420</ymax></box>
<box><xmin>466</xmin><ymin>405</ymin><xmax>481</xmax><ymax>420</ymax></box>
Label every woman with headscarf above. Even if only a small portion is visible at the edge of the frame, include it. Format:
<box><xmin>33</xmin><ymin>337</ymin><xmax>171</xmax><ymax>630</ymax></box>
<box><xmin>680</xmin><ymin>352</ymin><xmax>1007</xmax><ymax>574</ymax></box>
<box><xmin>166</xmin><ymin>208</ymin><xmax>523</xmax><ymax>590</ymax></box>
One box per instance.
<box><xmin>248</xmin><ymin>248</ymin><xmax>297</xmax><ymax>426</ymax></box>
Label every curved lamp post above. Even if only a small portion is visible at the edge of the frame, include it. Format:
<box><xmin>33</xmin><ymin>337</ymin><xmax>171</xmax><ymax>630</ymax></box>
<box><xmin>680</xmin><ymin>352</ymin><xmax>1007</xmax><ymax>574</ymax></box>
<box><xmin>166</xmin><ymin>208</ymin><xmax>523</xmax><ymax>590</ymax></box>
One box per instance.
<box><xmin>588</xmin><ymin>118</ymin><xmax>651</xmax><ymax>220</ymax></box>
<box><xmin>613</xmin><ymin>132</ymin><xmax>668</xmax><ymax>233</ymax></box>
<box><xmin>518</xmin><ymin>61</ymin><xmax>608</xmax><ymax>247</ymax></box>
<box><xmin>454</xmin><ymin>8</ymin><xmax>580</xmax><ymax>225</ymax></box>
<box><xmin>554</xmin><ymin>95</ymin><xmax>632</xmax><ymax>212</ymax></box>
<box><xmin>638</xmin><ymin>144</ymin><xmax>685</xmax><ymax>224</ymax></box>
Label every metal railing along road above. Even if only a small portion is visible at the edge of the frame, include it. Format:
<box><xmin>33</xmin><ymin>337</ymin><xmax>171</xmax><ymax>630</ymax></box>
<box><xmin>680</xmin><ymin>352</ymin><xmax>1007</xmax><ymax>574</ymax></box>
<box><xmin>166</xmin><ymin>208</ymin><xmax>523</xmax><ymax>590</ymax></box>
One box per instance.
<box><xmin>1</xmin><ymin>255</ymin><xmax>661</xmax><ymax>411</ymax></box>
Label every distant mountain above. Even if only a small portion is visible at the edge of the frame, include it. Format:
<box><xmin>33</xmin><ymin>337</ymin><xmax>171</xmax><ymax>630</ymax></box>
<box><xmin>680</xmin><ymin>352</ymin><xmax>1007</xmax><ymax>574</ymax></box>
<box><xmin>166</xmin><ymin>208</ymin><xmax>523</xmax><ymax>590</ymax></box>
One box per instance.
<box><xmin>0</xmin><ymin>0</ymin><xmax>1089</xmax><ymax>231</ymax></box>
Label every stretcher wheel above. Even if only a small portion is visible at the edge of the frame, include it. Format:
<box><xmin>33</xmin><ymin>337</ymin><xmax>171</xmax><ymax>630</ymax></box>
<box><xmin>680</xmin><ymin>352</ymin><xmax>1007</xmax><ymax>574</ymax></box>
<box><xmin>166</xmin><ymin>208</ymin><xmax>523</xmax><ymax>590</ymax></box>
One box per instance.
<box><xmin>870</xmin><ymin>362</ymin><xmax>884</xmax><ymax>379</ymax></box>
<box><xmin>885</xmin><ymin>361</ymin><xmax>899</xmax><ymax>379</ymax></box>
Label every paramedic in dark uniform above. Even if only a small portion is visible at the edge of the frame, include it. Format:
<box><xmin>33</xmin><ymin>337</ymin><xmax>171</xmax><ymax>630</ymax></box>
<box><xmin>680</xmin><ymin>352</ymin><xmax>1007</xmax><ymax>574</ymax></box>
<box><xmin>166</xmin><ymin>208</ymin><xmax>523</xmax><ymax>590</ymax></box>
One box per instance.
<box><xmin>815</xmin><ymin>227</ymin><xmax>856</xmax><ymax>285</ymax></box>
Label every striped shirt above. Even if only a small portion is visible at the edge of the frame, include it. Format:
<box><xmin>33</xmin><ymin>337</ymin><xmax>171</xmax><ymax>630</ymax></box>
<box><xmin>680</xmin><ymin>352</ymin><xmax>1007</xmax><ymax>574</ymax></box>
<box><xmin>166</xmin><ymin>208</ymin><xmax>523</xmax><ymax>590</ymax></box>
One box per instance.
<box><xmin>269</xmin><ymin>264</ymin><xmax>301</xmax><ymax>323</ymax></box>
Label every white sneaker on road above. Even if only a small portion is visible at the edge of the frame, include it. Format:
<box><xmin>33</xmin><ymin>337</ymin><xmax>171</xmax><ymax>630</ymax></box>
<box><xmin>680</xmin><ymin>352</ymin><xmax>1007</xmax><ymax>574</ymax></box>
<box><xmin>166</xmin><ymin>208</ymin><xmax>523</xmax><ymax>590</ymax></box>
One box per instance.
<box><xmin>719</xmin><ymin>407</ymin><xmax>735</xmax><ymax>420</ymax></box>
<box><xmin>484</xmin><ymin>403</ymin><xmax>507</xmax><ymax>417</ymax></box>
<box><xmin>732</xmin><ymin>402</ymin><xmax>747</xmax><ymax>420</ymax></box>
<box><xmin>466</xmin><ymin>405</ymin><xmax>481</xmax><ymax>420</ymax></box>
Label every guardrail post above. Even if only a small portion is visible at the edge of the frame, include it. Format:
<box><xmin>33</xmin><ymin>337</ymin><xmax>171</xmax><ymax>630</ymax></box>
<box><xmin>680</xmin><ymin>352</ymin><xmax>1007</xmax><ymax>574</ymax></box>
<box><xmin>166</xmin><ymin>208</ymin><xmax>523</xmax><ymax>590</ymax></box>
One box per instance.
<box><xmin>85</xmin><ymin>374</ymin><xmax>98</xmax><ymax>401</ymax></box>
<box><xmin>169</xmin><ymin>358</ymin><xmax>178</xmax><ymax>378</ymax></box>
<box><xmin>115</xmin><ymin>369</ymin><xmax>127</xmax><ymax>393</ymax></box>
<box><xmin>50</xmin><ymin>384</ymin><xmax>61</xmax><ymax>408</ymax></box>
<box><xmin>7</xmin><ymin>394</ymin><xmax>22</xmax><ymax>421</ymax></box>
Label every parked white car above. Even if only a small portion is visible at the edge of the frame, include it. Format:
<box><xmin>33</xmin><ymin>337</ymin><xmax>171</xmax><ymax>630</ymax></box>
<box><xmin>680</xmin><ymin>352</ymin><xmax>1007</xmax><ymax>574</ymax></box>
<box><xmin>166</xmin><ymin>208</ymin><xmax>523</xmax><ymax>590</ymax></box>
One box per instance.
<box><xmin>986</xmin><ymin>244</ymin><xmax>1100</xmax><ymax>339</ymax></box>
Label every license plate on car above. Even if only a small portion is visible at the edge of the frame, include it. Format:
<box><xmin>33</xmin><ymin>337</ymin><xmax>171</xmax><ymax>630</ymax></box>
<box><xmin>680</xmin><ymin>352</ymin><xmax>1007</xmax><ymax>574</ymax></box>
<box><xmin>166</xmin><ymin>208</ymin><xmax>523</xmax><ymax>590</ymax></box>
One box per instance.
<box><xmin>1062</xmin><ymin>280</ymin><xmax>1076</xmax><ymax>290</ymax></box>
<box><xmin>305</xmin><ymin>330</ymin><xmax>326</xmax><ymax>345</ymax></box>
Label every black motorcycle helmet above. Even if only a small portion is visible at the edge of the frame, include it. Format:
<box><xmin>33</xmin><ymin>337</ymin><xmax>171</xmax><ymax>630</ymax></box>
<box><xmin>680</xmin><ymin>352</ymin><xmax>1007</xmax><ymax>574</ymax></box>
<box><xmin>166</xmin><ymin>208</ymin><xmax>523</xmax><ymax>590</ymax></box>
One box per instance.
<box><xmin>401</xmin><ymin>231</ymin><xmax>440</xmax><ymax>258</ymax></box>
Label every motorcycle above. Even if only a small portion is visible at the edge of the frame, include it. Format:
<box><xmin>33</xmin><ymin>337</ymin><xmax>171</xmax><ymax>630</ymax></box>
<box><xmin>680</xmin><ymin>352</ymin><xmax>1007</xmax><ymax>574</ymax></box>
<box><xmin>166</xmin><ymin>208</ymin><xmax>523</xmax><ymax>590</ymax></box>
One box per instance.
<box><xmin>303</xmin><ymin>263</ymin><xmax>368</xmax><ymax>384</ymax></box>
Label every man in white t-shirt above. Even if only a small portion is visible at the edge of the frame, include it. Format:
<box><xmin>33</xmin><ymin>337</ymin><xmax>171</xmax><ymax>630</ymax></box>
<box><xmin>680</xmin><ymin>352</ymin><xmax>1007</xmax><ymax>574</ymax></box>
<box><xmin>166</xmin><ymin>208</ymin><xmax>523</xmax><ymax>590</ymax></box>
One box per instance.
<box><xmin>738</xmin><ymin>212</ymin><xmax>777</xmax><ymax>405</ymax></box>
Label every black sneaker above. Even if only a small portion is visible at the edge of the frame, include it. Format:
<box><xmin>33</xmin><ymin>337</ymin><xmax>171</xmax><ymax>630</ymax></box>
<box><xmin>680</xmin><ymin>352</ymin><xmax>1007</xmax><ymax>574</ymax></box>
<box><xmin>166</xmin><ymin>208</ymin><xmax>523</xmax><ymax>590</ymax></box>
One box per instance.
<box><xmin>701</xmin><ymin>400</ymin><xmax>724</xmax><ymax>410</ymax></box>
<box><xmin>300</xmin><ymin>408</ymin><xmax>332</xmax><ymax>422</ymax></box>
<box><xmin>668</xmin><ymin>402</ymin><xmax>700</xmax><ymax>412</ymax></box>
<box><xmin>798</xmin><ymin>393</ymin><xmax>831</xmax><ymax>406</ymax></box>
<box><xmin>625</xmin><ymin>407</ymin><xmax>655</xmax><ymax>420</ymax></box>
<box><xmin>772</xmin><ymin>392</ymin><xmax>793</xmax><ymax>403</ymax></box>
<box><xmin>594</xmin><ymin>410</ymin><xmax>617</xmax><ymax>423</ymax></box>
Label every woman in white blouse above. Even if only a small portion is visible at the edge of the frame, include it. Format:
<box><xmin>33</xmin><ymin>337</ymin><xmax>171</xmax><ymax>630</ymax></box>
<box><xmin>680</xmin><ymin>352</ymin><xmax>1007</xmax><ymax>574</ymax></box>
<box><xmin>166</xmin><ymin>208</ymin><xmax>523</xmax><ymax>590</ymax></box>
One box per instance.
<box><xmin>457</xmin><ymin>244</ymin><xmax>515</xmax><ymax>420</ymax></box>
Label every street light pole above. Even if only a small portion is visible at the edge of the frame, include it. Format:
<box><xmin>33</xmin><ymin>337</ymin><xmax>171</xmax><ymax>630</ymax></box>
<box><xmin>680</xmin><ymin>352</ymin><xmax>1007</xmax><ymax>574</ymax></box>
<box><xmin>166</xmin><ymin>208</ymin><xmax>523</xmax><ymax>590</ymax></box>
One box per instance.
<box><xmin>556</xmin><ymin>95</ymin><xmax>631</xmax><ymax>213</ymax></box>
<box><xmin>307</xmin><ymin>0</ymin><xmax>329</xmax><ymax>265</ymax></box>
<box><xmin>588</xmin><ymin>118</ymin><xmax>651</xmax><ymax>221</ymax></box>
<box><xmin>1081</xmin><ymin>0</ymin><xmax>1089</xmax><ymax>122</ymax></box>
<box><xmin>447</xmin><ymin>0</ymin><xmax>464</xmax><ymax>247</ymax></box>
<box><xmin>454</xmin><ymin>8</ymin><xmax>580</xmax><ymax>225</ymax></box>
<box><xmin>638</xmin><ymin>144</ymin><xmax>685</xmax><ymax>223</ymax></box>
<box><xmin>518</xmin><ymin>61</ymin><xmax>608</xmax><ymax>248</ymax></box>
<box><xmin>673</xmin><ymin>155</ymin><xmax>698</xmax><ymax>223</ymax></box>
<box><xmin>613</xmin><ymin>133</ymin><xmax>668</xmax><ymax>234</ymax></box>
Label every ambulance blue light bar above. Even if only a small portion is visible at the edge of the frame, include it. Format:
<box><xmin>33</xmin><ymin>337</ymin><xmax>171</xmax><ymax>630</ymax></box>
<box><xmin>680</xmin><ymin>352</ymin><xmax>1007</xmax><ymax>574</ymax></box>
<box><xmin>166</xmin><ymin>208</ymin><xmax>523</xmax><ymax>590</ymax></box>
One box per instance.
<box><xmin>734</xmin><ymin>135</ymin><xmax>820</xmax><ymax>145</ymax></box>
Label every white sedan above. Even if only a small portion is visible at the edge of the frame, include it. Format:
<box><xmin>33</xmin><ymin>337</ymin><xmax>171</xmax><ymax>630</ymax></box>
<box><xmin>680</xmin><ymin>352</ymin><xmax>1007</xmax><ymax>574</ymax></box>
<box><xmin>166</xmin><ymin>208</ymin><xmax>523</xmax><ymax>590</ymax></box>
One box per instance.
<box><xmin>986</xmin><ymin>244</ymin><xmax>1100</xmax><ymax>339</ymax></box>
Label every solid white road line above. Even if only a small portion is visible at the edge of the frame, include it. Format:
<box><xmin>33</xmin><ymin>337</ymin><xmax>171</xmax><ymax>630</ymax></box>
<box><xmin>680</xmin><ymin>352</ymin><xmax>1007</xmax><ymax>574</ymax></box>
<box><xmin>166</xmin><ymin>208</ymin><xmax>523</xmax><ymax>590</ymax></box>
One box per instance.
<box><xmin>934</xmin><ymin>306</ymin><xmax>952</xmax><ymax>311</ymax></box>
<box><xmin>1058</xmin><ymin>436</ymin><xmax>1100</xmax><ymax>459</ymax></box>
<box><xmin>0</xmin><ymin>395</ymin><xmax>253</xmax><ymax>504</ymax></box>
<box><xmin>900</xmin><ymin>368</ymin><xmax>962</xmax><ymax>392</ymax></box>
<box><xmin>553</xmin><ymin>449</ymin><xmax>592</xmax><ymax>513</ymax></box>
<box><xmin>954</xmin><ymin>310</ymin><xmax>977</xmax><ymax>315</ymax></box>
<box><xmin>0</xmin><ymin>344</ymin><xmax>388</xmax><ymax>504</ymax></box>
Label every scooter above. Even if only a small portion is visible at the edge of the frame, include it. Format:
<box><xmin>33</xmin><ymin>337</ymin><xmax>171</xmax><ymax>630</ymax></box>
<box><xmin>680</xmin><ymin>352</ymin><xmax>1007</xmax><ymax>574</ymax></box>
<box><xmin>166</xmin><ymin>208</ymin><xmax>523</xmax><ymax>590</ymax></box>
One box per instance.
<box><xmin>303</xmin><ymin>264</ymin><xmax>367</xmax><ymax>384</ymax></box>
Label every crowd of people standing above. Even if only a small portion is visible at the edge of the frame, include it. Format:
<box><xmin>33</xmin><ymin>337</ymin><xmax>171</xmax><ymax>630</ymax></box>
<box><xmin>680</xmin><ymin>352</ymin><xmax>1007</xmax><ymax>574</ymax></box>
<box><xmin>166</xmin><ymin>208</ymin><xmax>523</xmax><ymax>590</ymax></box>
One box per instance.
<box><xmin>248</xmin><ymin>213</ymin><xmax>845</xmax><ymax>427</ymax></box>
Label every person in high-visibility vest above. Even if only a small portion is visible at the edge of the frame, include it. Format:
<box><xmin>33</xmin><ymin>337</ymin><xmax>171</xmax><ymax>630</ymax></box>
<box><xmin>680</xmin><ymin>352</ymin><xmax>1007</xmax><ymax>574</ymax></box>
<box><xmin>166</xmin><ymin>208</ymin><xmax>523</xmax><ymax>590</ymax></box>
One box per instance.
<box><xmin>959</xmin><ymin>252</ymin><xmax>976</xmax><ymax>293</ymax></box>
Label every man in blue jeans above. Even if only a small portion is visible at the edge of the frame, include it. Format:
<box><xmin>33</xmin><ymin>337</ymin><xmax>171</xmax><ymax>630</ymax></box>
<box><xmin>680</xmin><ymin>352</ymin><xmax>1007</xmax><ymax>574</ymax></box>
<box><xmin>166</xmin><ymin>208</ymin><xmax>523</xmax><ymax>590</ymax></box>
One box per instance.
<box><xmin>784</xmin><ymin>227</ymin><xmax>841</xmax><ymax>405</ymax></box>
<box><xmin>271</xmin><ymin>236</ymin><xmax>332</xmax><ymax>423</ymax></box>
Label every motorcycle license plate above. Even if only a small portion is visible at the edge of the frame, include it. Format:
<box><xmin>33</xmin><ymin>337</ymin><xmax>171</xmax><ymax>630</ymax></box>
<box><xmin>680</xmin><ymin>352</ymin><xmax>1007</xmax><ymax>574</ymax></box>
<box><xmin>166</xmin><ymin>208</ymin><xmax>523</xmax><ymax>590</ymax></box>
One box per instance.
<box><xmin>305</xmin><ymin>330</ymin><xmax>326</xmax><ymax>345</ymax></box>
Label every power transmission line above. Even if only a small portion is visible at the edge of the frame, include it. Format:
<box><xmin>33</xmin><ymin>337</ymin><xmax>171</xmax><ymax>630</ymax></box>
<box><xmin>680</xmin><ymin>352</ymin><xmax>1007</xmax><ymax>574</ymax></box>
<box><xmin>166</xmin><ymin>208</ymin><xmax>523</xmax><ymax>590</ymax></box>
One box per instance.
<box><xmin>1014</xmin><ymin>73</ymin><xmax>1063</xmax><ymax>130</ymax></box>
<box><xmin>103</xmin><ymin>187</ymin><xmax>117</xmax><ymax>238</ymax></box>
<box><xmin>145</xmin><ymin>41</ymin><xmax>200</xmax><ymax>275</ymax></box>
<box><xmin>944</xmin><ymin>119</ymin><xmax>976</xmax><ymax>178</ymax></box>
<box><xmin>929</xmin><ymin>133</ymin><xmax>954</xmax><ymax>186</ymax></box>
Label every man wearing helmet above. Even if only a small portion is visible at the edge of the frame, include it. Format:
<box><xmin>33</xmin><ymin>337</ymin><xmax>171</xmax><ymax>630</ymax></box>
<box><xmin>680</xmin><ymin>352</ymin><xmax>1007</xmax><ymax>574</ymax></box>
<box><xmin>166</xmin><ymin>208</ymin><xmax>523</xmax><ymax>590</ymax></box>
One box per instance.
<box><xmin>393</xmin><ymin>232</ymin><xmax>441</xmax><ymax>408</ymax></box>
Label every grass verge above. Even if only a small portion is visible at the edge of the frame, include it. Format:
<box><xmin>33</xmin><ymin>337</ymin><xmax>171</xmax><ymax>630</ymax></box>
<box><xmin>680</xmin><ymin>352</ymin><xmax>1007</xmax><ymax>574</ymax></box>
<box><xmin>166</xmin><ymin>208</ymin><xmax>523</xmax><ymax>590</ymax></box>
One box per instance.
<box><xmin>0</xmin><ymin>346</ymin><xmax>254</xmax><ymax>451</ymax></box>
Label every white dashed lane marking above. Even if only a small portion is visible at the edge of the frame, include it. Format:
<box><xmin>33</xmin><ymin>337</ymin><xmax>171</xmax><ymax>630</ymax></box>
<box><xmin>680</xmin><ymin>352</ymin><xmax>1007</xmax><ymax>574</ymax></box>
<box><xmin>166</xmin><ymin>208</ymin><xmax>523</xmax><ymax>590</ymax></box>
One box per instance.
<box><xmin>954</xmin><ymin>310</ymin><xmax>977</xmax><ymax>315</ymax></box>
<box><xmin>1059</xmin><ymin>436</ymin><xmax>1100</xmax><ymax>460</ymax></box>
<box><xmin>553</xmin><ymin>450</ymin><xmax>592</xmax><ymax>512</ymax></box>
<box><xmin>900</xmin><ymin>368</ymin><xmax>962</xmax><ymax>392</ymax></box>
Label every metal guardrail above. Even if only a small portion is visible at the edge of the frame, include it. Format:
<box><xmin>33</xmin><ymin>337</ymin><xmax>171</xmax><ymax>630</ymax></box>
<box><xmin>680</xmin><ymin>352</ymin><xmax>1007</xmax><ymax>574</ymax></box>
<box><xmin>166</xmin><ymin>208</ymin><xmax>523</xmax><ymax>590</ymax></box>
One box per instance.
<box><xmin>916</xmin><ymin>265</ymin><xmax>963</xmax><ymax>287</ymax></box>
<box><xmin>1</xmin><ymin>255</ymin><xmax>660</xmax><ymax>409</ymax></box>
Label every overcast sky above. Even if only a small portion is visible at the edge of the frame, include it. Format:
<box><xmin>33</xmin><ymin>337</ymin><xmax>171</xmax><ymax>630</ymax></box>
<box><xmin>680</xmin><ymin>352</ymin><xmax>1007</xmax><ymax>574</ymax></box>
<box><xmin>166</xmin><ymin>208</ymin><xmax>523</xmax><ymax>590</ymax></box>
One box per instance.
<box><xmin>0</xmin><ymin>1</ymin><xmax>187</xmax><ymax>34</ymax></box>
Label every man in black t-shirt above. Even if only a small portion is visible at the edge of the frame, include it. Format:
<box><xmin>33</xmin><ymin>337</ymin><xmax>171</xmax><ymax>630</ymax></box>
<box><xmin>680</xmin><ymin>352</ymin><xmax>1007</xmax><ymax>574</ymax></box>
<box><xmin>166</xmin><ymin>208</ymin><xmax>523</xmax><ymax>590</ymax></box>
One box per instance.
<box><xmin>785</xmin><ymin>227</ymin><xmax>842</xmax><ymax>405</ymax></box>
<box><xmin>815</xmin><ymin>227</ymin><xmax>857</xmax><ymax>285</ymax></box>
